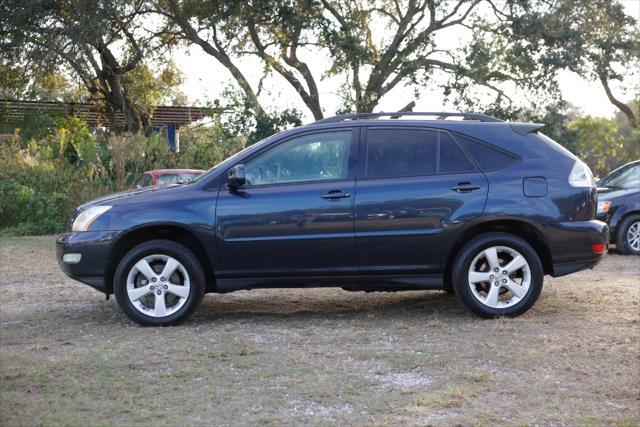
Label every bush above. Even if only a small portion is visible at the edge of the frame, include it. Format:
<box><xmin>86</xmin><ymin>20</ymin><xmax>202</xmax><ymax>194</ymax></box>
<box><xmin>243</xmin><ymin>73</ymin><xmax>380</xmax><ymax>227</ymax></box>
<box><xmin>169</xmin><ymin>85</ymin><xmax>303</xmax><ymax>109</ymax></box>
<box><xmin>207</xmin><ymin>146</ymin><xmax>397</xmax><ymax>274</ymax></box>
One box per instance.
<box><xmin>0</xmin><ymin>138</ymin><xmax>107</xmax><ymax>234</ymax></box>
<box><xmin>0</xmin><ymin>120</ymin><xmax>247</xmax><ymax>235</ymax></box>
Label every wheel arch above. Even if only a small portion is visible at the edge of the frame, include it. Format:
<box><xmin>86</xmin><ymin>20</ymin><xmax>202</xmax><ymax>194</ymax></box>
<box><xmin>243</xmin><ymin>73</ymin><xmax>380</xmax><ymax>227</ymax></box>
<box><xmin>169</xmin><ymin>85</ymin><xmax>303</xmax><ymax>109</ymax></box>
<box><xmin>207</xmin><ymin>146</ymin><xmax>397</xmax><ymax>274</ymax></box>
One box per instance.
<box><xmin>105</xmin><ymin>223</ymin><xmax>216</xmax><ymax>294</ymax></box>
<box><xmin>444</xmin><ymin>218</ymin><xmax>553</xmax><ymax>288</ymax></box>
<box><xmin>613</xmin><ymin>209</ymin><xmax>640</xmax><ymax>234</ymax></box>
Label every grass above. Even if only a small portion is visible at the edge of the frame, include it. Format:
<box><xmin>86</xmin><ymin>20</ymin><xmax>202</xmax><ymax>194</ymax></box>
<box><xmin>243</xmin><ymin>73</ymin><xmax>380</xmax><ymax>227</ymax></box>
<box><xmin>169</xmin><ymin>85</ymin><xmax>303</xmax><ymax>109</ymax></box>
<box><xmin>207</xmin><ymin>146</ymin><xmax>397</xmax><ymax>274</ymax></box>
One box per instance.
<box><xmin>0</xmin><ymin>235</ymin><xmax>639</xmax><ymax>425</ymax></box>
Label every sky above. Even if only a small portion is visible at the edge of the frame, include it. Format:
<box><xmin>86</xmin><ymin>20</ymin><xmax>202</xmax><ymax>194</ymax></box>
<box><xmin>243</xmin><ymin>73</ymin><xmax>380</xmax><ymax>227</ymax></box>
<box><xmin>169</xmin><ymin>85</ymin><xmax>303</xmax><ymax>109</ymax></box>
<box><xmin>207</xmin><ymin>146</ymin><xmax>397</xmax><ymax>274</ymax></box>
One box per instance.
<box><xmin>173</xmin><ymin>0</ymin><xmax>640</xmax><ymax>123</ymax></box>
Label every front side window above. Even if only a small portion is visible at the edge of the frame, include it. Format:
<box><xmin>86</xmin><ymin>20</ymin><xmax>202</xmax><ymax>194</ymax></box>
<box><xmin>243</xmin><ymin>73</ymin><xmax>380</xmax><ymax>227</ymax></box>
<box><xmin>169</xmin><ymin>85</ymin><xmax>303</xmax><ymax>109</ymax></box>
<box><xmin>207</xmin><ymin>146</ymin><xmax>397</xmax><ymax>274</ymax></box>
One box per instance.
<box><xmin>366</xmin><ymin>129</ymin><xmax>437</xmax><ymax>178</ymax></box>
<box><xmin>133</xmin><ymin>174</ymin><xmax>146</xmax><ymax>188</ymax></box>
<box><xmin>244</xmin><ymin>131</ymin><xmax>353</xmax><ymax>186</ymax></box>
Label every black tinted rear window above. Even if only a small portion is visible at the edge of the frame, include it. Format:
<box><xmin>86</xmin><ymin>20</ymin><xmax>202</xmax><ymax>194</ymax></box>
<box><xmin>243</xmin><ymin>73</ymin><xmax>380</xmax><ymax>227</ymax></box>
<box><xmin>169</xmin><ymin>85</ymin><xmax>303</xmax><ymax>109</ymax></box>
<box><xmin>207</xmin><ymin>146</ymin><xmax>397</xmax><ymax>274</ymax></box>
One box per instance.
<box><xmin>439</xmin><ymin>133</ymin><xmax>476</xmax><ymax>173</ymax></box>
<box><xmin>366</xmin><ymin>129</ymin><xmax>437</xmax><ymax>178</ymax></box>
<box><xmin>456</xmin><ymin>134</ymin><xmax>517</xmax><ymax>170</ymax></box>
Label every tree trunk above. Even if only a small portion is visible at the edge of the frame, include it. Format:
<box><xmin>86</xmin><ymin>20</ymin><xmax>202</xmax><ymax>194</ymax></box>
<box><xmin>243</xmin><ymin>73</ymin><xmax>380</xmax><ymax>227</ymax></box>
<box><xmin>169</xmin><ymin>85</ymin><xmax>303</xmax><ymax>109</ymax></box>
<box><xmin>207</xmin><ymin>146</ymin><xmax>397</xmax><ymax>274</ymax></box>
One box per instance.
<box><xmin>599</xmin><ymin>73</ymin><xmax>638</xmax><ymax>129</ymax></box>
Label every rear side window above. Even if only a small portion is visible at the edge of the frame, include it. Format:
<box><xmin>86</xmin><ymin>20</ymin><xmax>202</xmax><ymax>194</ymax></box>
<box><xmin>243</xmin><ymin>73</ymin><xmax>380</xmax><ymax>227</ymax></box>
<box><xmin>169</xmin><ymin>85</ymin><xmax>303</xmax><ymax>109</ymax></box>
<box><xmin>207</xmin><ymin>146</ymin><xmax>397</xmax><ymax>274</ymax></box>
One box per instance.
<box><xmin>456</xmin><ymin>134</ymin><xmax>517</xmax><ymax>170</ymax></box>
<box><xmin>439</xmin><ymin>133</ymin><xmax>476</xmax><ymax>174</ymax></box>
<box><xmin>366</xmin><ymin>129</ymin><xmax>437</xmax><ymax>178</ymax></box>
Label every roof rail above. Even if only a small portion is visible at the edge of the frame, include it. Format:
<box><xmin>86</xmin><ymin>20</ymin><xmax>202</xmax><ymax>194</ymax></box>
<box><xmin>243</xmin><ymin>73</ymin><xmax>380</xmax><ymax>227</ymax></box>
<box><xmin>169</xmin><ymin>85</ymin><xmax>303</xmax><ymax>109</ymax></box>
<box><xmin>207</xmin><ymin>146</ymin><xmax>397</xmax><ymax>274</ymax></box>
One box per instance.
<box><xmin>312</xmin><ymin>111</ymin><xmax>503</xmax><ymax>124</ymax></box>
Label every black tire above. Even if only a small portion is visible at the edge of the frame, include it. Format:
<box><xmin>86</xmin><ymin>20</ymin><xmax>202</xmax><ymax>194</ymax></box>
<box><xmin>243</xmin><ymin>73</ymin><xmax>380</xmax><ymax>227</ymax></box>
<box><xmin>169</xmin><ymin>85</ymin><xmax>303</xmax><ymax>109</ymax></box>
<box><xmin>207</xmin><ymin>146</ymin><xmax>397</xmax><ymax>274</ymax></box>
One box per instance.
<box><xmin>452</xmin><ymin>232</ymin><xmax>544</xmax><ymax>318</ymax></box>
<box><xmin>114</xmin><ymin>240</ymin><xmax>205</xmax><ymax>326</ymax></box>
<box><xmin>443</xmin><ymin>282</ymin><xmax>456</xmax><ymax>295</ymax></box>
<box><xmin>615</xmin><ymin>214</ymin><xmax>640</xmax><ymax>256</ymax></box>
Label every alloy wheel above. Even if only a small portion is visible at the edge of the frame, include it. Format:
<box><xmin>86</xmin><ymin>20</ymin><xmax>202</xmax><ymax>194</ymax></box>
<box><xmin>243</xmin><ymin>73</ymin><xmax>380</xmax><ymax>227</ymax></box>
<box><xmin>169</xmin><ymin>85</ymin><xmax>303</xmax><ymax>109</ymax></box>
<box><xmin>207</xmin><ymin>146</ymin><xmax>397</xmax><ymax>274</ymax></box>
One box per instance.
<box><xmin>126</xmin><ymin>254</ymin><xmax>191</xmax><ymax>317</ymax></box>
<box><xmin>626</xmin><ymin>221</ymin><xmax>640</xmax><ymax>252</ymax></box>
<box><xmin>468</xmin><ymin>246</ymin><xmax>531</xmax><ymax>309</ymax></box>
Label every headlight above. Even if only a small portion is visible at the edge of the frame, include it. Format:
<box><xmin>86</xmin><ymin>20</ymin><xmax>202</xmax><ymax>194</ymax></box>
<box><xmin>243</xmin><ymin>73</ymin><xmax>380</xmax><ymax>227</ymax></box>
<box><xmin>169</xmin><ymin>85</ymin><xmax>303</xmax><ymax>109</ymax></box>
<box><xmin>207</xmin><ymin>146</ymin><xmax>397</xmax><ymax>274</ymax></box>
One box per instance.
<box><xmin>568</xmin><ymin>160</ymin><xmax>595</xmax><ymax>188</ymax></box>
<box><xmin>597</xmin><ymin>201</ymin><xmax>611</xmax><ymax>214</ymax></box>
<box><xmin>72</xmin><ymin>206</ymin><xmax>112</xmax><ymax>232</ymax></box>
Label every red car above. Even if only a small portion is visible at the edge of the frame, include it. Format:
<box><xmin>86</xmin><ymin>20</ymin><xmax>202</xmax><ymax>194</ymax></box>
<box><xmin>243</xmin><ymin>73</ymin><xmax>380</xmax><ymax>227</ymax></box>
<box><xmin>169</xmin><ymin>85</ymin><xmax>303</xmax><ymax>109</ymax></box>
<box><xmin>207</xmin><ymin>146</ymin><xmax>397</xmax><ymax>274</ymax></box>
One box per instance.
<box><xmin>133</xmin><ymin>169</ymin><xmax>204</xmax><ymax>188</ymax></box>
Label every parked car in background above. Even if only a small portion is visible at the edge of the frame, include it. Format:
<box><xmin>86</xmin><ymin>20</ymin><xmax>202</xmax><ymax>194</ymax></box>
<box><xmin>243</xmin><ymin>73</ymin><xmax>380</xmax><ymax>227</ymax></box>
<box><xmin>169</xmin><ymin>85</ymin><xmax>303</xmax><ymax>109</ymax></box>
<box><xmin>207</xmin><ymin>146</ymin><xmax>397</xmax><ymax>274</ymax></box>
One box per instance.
<box><xmin>57</xmin><ymin>112</ymin><xmax>609</xmax><ymax>326</ymax></box>
<box><xmin>133</xmin><ymin>169</ymin><xmax>204</xmax><ymax>188</ymax></box>
<box><xmin>596</xmin><ymin>160</ymin><xmax>640</xmax><ymax>255</ymax></box>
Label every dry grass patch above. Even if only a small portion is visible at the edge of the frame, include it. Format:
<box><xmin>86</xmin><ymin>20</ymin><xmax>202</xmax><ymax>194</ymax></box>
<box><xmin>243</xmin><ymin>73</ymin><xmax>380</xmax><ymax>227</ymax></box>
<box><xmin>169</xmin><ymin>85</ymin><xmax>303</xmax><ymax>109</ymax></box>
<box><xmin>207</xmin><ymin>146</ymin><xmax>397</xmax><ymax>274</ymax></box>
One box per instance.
<box><xmin>1</xmin><ymin>236</ymin><xmax>639</xmax><ymax>426</ymax></box>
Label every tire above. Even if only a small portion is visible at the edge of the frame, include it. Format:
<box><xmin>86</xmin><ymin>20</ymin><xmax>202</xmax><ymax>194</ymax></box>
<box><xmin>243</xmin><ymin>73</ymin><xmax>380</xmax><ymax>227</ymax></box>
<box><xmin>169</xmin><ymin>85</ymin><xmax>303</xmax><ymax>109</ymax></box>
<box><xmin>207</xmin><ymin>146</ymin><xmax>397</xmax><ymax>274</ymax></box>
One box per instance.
<box><xmin>114</xmin><ymin>240</ymin><xmax>205</xmax><ymax>326</ymax></box>
<box><xmin>452</xmin><ymin>232</ymin><xmax>544</xmax><ymax>318</ymax></box>
<box><xmin>615</xmin><ymin>214</ymin><xmax>640</xmax><ymax>256</ymax></box>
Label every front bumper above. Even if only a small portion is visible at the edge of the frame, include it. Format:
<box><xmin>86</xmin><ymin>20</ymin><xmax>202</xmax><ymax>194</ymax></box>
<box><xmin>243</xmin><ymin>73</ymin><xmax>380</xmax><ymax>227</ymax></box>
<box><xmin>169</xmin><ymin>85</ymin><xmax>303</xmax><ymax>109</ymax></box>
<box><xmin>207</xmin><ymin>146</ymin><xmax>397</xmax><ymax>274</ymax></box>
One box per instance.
<box><xmin>544</xmin><ymin>220</ymin><xmax>609</xmax><ymax>277</ymax></box>
<box><xmin>56</xmin><ymin>231</ymin><xmax>120</xmax><ymax>293</ymax></box>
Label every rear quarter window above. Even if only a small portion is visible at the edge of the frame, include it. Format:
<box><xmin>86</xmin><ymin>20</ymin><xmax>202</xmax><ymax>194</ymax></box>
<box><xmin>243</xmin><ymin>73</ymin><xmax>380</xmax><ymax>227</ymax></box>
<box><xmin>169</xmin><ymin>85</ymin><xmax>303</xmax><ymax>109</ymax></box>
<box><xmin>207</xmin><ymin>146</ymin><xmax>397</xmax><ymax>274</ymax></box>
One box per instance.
<box><xmin>455</xmin><ymin>134</ymin><xmax>518</xmax><ymax>170</ymax></box>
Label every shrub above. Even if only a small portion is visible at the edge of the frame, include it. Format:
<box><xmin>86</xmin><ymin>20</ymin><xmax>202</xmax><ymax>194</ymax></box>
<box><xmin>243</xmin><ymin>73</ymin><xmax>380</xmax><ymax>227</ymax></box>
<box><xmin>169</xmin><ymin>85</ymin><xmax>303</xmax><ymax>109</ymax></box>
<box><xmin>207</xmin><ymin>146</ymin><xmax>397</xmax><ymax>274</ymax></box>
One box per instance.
<box><xmin>0</xmin><ymin>121</ymin><xmax>247</xmax><ymax>235</ymax></box>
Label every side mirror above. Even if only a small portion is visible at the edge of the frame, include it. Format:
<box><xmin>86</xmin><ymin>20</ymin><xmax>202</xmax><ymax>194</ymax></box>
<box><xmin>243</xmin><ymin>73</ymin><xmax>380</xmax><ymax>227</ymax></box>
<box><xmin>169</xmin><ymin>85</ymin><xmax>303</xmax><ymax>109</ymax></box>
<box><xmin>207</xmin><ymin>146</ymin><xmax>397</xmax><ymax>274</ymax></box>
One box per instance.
<box><xmin>227</xmin><ymin>164</ymin><xmax>246</xmax><ymax>188</ymax></box>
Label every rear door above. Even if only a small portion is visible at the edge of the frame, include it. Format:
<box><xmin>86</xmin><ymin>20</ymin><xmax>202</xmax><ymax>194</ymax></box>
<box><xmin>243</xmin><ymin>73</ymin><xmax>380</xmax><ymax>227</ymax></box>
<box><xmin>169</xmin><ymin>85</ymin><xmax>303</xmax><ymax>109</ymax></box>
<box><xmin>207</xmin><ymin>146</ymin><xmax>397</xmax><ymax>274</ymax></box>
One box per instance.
<box><xmin>355</xmin><ymin>127</ymin><xmax>488</xmax><ymax>274</ymax></box>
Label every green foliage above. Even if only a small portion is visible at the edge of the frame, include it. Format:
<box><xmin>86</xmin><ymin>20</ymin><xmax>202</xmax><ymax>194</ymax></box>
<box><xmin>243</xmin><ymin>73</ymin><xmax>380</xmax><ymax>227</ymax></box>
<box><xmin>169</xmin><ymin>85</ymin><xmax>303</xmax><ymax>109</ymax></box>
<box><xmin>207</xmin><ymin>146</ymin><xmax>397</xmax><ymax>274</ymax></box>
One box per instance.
<box><xmin>498</xmin><ymin>0</ymin><xmax>640</xmax><ymax>127</ymax></box>
<box><xmin>122</xmin><ymin>61</ymin><xmax>188</xmax><ymax>112</ymax></box>
<box><xmin>0</xmin><ymin>137</ymin><xmax>106</xmax><ymax>235</ymax></box>
<box><xmin>209</xmin><ymin>86</ymin><xmax>302</xmax><ymax>145</ymax></box>
<box><xmin>566</xmin><ymin>116</ymin><xmax>640</xmax><ymax>176</ymax></box>
<box><xmin>0</xmin><ymin>118</ymin><xmax>247</xmax><ymax>235</ymax></box>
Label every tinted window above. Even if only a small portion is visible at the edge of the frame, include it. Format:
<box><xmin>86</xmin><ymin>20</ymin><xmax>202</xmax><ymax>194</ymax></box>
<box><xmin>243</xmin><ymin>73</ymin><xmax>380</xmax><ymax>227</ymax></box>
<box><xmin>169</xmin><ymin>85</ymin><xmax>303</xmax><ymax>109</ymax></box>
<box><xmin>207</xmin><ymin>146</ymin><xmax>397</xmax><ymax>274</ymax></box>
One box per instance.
<box><xmin>456</xmin><ymin>134</ymin><xmax>516</xmax><ymax>170</ymax></box>
<box><xmin>439</xmin><ymin>133</ymin><xmax>475</xmax><ymax>173</ymax></box>
<box><xmin>366</xmin><ymin>129</ymin><xmax>437</xmax><ymax>178</ymax></box>
<box><xmin>245</xmin><ymin>131</ymin><xmax>352</xmax><ymax>186</ymax></box>
<box><xmin>600</xmin><ymin>163</ymin><xmax>640</xmax><ymax>189</ymax></box>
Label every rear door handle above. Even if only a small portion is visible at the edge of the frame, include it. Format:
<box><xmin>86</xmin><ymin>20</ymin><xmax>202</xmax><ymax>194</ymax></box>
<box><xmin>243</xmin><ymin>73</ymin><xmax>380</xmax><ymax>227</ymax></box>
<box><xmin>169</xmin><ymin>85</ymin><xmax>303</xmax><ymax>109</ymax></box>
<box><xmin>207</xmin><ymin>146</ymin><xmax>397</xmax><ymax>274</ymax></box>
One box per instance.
<box><xmin>451</xmin><ymin>182</ymin><xmax>481</xmax><ymax>193</ymax></box>
<box><xmin>321</xmin><ymin>190</ymin><xmax>351</xmax><ymax>200</ymax></box>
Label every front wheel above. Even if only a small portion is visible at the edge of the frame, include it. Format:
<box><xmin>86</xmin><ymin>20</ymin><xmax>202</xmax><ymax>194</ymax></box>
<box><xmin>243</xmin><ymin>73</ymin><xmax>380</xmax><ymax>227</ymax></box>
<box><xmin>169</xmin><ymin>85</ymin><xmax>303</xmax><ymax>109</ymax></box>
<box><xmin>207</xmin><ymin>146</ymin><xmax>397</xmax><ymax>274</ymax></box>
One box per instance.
<box><xmin>616</xmin><ymin>215</ymin><xmax>640</xmax><ymax>256</ymax></box>
<box><xmin>452</xmin><ymin>232</ymin><xmax>544</xmax><ymax>318</ymax></box>
<box><xmin>114</xmin><ymin>240</ymin><xmax>205</xmax><ymax>326</ymax></box>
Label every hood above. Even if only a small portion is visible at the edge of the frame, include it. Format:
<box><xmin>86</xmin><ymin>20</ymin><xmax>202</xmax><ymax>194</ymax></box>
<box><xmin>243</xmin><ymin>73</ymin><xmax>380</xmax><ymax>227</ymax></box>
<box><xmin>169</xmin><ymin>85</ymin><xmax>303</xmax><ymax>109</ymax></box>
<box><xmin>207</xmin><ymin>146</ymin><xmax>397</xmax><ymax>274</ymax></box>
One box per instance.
<box><xmin>78</xmin><ymin>184</ymin><xmax>184</xmax><ymax>210</ymax></box>
<box><xmin>596</xmin><ymin>186</ymin><xmax>638</xmax><ymax>201</ymax></box>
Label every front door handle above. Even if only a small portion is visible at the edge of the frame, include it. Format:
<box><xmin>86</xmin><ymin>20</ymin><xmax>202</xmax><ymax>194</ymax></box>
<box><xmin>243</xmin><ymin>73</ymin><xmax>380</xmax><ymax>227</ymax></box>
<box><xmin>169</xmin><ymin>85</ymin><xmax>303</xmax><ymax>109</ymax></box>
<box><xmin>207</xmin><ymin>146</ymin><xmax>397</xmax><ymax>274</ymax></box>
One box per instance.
<box><xmin>321</xmin><ymin>190</ymin><xmax>352</xmax><ymax>200</ymax></box>
<box><xmin>451</xmin><ymin>182</ymin><xmax>481</xmax><ymax>193</ymax></box>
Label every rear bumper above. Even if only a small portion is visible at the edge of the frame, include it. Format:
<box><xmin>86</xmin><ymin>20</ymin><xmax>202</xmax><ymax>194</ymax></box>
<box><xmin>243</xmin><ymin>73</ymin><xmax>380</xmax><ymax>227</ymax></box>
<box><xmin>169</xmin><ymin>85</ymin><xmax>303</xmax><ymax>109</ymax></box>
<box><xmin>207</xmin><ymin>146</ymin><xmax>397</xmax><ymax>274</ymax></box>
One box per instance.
<box><xmin>545</xmin><ymin>220</ymin><xmax>609</xmax><ymax>277</ymax></box>
<box><xmin>56</xmin><ymin>231</ymin><xmax>120</xmax><ymax>293</ymax></box>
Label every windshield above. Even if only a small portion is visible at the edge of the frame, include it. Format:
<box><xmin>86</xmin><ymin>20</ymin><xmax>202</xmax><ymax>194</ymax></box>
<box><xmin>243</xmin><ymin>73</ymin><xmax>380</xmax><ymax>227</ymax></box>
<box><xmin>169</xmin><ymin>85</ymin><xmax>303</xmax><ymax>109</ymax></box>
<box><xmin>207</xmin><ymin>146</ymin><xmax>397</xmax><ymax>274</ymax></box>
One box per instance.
<box><xmin>600</xmin><ymin>162</ymin><xmax>640</xmax><ymax>189</ymax></box>
<box><xmin>156</xmin><ymin>173</ymin><xmax>202</xmax><ymax>185</ymax></box>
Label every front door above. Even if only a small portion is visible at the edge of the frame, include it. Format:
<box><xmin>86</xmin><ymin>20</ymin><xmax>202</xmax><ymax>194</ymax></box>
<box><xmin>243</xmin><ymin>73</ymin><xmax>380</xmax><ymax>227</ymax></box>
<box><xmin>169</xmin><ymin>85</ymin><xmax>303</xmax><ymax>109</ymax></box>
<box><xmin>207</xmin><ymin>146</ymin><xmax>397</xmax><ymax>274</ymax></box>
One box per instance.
<box><xmin>216</xmin><ymin>129</ymin><xmax>359</xmax><ymax>279</ymax></box>
<box><xmin>355</xmin><ymin>127</ymin><xmax>488</xmax><ymax>274</ymax></box>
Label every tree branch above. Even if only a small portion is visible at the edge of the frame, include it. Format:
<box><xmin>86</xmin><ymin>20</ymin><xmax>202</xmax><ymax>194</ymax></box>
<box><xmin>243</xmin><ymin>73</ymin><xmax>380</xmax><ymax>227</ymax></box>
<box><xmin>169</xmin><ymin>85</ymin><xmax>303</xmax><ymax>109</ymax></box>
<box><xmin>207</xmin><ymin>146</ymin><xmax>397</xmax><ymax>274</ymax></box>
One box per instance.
<box><xmin>599</xmin><ymin>72</ymin><xmax>638</xmax><ymax>128</ymax></box>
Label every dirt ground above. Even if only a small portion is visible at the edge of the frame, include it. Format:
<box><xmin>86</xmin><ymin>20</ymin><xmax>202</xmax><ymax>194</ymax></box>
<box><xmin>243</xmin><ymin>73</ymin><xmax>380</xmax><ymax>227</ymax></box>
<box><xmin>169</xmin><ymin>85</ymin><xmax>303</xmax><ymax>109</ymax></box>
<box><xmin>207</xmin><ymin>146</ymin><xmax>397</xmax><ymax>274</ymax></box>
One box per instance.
<box><xmin>0</xmin><ymin>235</ymin><xmax>639</xmax><ymax>426</ymax></box>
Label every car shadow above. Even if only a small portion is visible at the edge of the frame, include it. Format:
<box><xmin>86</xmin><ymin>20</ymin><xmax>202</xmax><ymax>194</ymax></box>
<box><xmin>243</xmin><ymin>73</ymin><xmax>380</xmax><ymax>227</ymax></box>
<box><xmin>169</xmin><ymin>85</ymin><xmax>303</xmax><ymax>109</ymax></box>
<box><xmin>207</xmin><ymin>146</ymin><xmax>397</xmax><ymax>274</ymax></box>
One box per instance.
<box><xmin>191</xmin><ymin>289</ymin><xmax>470</xmax><ymax>323</ymax></box>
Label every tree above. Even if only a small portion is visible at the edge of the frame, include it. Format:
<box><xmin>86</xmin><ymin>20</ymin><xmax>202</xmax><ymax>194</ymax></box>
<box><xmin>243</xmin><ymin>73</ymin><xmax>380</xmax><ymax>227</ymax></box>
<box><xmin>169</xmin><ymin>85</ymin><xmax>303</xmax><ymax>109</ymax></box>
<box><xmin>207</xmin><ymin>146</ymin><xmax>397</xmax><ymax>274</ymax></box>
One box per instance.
<box><xmin>0</xmin><ymin>0</ymin><xmax>180</xmax><ymax>133</ymax></box>
<box><xmin>157</xmin><ymin>0</ymin><xmax>545</xmax><ymax>120</ymax></box>
<box><xmin>501</xmin><ymin>0</ymin><xmax>640</xmax><ymax>128</ymax></box>
<box><xmin>567</xmin><ymin>115</ymin><xmax>639</xmax><ymax>175</ymax></box>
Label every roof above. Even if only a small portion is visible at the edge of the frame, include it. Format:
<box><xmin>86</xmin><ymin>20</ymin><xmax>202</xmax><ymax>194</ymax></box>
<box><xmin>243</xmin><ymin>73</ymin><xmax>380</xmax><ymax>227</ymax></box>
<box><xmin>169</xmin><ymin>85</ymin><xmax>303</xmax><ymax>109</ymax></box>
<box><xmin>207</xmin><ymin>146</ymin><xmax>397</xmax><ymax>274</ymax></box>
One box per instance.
<box><xmin>0</xmin><ymin>99</ymin><xmax>205</xmax><ymax>129</ymax></box>
<box><xmin>312</xmin><ymin>111</ymin><xmax>503</xmax><ymax>124</ymax></box>
<box><xmin>147</xmin><ymin>169</ymin><xmax>205</xmax><ymax>175</ymax></box>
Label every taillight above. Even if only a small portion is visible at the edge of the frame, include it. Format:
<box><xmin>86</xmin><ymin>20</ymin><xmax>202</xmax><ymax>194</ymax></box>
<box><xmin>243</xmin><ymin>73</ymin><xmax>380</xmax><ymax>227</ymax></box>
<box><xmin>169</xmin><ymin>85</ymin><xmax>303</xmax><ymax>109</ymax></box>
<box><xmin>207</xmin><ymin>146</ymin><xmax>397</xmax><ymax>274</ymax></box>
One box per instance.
<box><xmin>569</xmin><ymin>160</ymin><xmax>595</xmax><ymax>188</ymax></box>
<box><xmin>592</xmin><ymin>243</ymin><xmax>608</xmax><ymax>254</ymax></box>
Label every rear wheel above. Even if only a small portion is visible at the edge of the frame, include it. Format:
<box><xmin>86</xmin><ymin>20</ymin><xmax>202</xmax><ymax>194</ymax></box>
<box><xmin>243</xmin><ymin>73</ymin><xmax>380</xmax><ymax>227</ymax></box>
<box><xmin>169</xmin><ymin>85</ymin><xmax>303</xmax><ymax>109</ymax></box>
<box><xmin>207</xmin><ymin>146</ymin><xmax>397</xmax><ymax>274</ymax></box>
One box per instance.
<box><xmin>114</xmin><ymin>240</ymin><xmax>205</xmax><ymax>326</ymax></box>
<box><xmin>616</xmin><ymin>215</ymin><xmax>640</xmax><ymax>256</ymax></box>
<box><xmin>452</xmin><ymin>232</ymin><xmax>544</xmax><ymax>318</ymax></box>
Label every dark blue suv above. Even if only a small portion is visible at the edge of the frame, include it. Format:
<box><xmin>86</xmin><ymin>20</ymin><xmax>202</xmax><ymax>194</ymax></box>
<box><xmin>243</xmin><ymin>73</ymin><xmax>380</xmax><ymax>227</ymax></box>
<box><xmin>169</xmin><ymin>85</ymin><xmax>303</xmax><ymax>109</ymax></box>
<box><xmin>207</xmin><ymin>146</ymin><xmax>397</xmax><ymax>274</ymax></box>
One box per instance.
<box><xmin>57</xmin><ymin>112</ymin><xmax>609</xmax><ymax>325</ymax></box>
